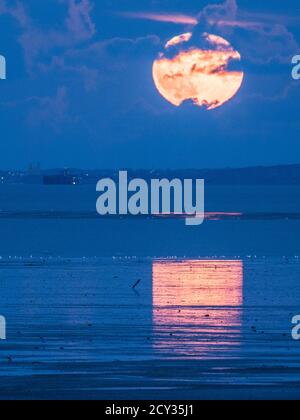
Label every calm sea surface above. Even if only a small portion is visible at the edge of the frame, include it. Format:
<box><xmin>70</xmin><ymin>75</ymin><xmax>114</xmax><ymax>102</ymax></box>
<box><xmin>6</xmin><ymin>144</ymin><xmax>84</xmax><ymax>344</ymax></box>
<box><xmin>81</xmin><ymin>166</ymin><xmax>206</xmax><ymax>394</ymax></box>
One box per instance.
<box><xmin>0</xmin><ymin>184</ymin><xmax>299</xmax><ymax>258</ymax></box>
<box><xmin>0</xmin><ymin>185</ymin><xmax>299</xmax><ymax>399</ymax></box>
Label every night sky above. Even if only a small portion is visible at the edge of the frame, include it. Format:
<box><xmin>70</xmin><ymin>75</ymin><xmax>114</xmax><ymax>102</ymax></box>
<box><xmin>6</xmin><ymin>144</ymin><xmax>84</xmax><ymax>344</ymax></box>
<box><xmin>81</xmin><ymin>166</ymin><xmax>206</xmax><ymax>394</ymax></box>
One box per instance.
<box><xmin>0</xmin><ymin>0</ymin><xmax>299</xmax><ymax>169</ymax></box>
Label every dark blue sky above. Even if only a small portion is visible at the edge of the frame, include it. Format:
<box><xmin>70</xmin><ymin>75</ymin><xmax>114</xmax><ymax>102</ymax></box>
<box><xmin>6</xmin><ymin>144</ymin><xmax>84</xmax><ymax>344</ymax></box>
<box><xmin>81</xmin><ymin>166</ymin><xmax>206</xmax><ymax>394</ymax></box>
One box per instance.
<box><xmin>0</xmin><ymin>0</ymin><xmax>299</xmax><ymax>169</ymax></box>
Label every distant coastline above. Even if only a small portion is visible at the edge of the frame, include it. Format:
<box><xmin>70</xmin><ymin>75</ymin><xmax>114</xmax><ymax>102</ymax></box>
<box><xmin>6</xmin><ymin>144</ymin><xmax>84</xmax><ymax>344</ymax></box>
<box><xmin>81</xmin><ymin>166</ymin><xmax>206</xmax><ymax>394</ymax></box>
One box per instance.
<box><xmin>1</xmin><ymin>164</ymin><xmax>300</xmax><ymax>185</ymax></box>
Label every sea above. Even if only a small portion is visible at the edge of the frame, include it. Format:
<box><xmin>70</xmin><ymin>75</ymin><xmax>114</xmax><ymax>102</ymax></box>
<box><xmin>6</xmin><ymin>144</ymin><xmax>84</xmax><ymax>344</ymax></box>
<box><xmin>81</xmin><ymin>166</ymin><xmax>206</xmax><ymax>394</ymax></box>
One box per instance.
<box><xmin>0</xmin><ymin>184</ymin><xmax>299</xmax><ymax>399</ymax></box>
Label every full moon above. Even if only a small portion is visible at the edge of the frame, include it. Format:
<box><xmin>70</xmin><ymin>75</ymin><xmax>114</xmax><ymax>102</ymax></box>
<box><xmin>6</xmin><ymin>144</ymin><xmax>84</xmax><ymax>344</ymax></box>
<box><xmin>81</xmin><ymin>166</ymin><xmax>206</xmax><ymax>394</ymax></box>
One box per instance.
<box><xmin>153</xmin><ymin>33</ymin><xmax>244</xmax><ymax>110</ymax></box>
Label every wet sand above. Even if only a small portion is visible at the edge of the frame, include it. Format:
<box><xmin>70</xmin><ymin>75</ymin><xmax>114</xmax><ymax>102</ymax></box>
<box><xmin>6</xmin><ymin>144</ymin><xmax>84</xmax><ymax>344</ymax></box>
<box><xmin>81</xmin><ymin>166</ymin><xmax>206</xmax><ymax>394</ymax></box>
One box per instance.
<box><xmin>0</xmin><ymin>258</ymin><xmax>299</xmax><ymax>400</ymax></box>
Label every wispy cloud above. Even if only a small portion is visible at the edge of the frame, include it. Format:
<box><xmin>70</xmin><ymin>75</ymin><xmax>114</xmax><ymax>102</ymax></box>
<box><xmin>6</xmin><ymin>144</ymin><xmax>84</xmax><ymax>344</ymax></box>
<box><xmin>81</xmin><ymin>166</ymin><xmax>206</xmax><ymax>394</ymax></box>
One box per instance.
<box><xmin>120</xmin><ymin>1</ymin><xmax>299</xmax><ymax>66</ymax></box>
<box><xmin>119</xmin><ymin>12</ymin><xmax>198</xmax><ymax>26</ymax></box>
<box><xmin>206</xmin><ymin>11</ymin><xmax>300</xmax><ymax>32</ymax></box>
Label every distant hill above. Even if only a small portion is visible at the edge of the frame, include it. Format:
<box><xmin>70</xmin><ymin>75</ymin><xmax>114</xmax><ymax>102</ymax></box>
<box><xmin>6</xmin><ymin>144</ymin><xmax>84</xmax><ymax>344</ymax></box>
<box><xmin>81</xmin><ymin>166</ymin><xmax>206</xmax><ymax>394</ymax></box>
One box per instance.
<box><xmin>185</xmin><ymin>165</ymin><xmax>300</xmax><ymax>185</ymax></box>
<box><xmin>84</xmin><ymin>165</ymin><xmax>300</xmax><ymax>185</ymax></box>
<box><xmin>1</xmin><ymin>165</ymin><xmax>300</xmax><ymax>185</ymax></box>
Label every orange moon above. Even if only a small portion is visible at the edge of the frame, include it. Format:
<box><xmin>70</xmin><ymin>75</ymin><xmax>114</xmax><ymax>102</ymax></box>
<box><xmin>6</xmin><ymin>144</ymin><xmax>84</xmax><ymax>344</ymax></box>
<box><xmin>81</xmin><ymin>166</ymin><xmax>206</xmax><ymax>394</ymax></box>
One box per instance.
<box><xmin>153</xmin><ymin>33</ymin><xmax>244</xmax><ymax>110</ymax></box>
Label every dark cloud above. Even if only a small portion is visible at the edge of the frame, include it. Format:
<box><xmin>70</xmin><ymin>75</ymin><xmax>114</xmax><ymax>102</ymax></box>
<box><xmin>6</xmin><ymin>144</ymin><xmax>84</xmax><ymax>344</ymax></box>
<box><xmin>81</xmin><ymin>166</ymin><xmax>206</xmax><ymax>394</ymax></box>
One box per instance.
<box><xmin>0</xmin><ymin>0</ymin><xmax>96</xmax><ymax>73</ymax></box>
<box><xmin>196</xmin><ymin>0</ymin><xmax>299</xmax><ymax>65</ymax></box>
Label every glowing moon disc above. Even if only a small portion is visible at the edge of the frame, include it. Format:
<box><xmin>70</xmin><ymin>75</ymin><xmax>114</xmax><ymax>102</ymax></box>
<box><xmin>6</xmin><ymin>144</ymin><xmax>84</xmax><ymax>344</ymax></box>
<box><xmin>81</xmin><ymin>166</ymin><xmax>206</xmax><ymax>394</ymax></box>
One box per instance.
<box><xmin>153</xmin><ymin>33</ymin><xmax>244</xmax><ymax>110</ymax></box>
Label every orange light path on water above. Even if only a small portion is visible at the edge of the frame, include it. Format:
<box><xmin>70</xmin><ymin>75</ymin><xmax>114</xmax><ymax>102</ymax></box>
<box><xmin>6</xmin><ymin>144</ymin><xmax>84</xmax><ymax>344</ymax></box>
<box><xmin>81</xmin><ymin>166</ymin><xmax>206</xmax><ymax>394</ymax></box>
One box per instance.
<box><xmin>152</xmin><ymin>260</ymin><xmax>243</xmax><ymax>358</ymax></box>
